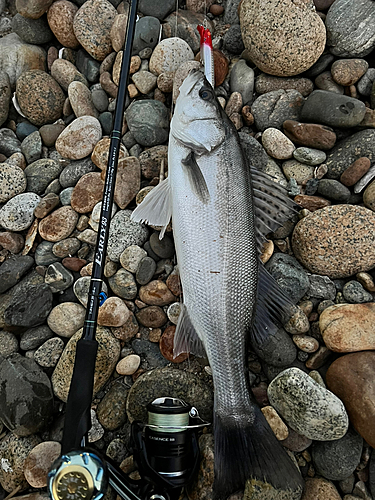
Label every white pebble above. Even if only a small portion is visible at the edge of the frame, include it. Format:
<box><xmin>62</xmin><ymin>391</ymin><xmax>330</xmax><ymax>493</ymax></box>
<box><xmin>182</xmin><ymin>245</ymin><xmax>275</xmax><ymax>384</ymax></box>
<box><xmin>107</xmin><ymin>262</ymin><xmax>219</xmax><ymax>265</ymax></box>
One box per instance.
<box><xmin>116</xmin><ymin>354</ymin><xmax>141</xmax><ymax>375</ymax></box>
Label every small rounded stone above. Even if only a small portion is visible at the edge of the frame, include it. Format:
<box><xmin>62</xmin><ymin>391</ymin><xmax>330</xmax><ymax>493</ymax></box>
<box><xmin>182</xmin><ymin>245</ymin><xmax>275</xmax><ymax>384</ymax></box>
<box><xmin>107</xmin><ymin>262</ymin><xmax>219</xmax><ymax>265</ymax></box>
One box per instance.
<box><xmin>24</xmin><ymin>441</ymin><xmax>61</xmax><ymax>488</ymax></box>
<box><xmin>116</xmin><ymin>354</ymin><xmax>141</xmax><ymax>375</ymax></box>
<box><xmin>262</xmin><ymin>128</ymin><xmax>295</xmax><ymax>160</ymax></box>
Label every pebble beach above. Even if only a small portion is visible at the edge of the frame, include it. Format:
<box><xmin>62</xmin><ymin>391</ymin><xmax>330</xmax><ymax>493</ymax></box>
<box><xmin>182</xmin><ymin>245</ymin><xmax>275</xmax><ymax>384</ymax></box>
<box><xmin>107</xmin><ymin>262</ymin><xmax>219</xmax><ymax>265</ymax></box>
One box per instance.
<box><xmin>0</xmin><ymin>0</ymin><xmax>375</xmax><ymax>499</ymax></box>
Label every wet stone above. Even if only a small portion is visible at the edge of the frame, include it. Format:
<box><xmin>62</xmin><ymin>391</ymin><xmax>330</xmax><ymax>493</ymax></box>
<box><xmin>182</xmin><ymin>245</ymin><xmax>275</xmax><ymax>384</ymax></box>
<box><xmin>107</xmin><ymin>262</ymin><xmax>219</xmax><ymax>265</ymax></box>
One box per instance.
<box><xmin>4</xmin><ymin>284</ymin><xmax>53</xmax><ymax>327</ymax></box>
<box><xmin>97</xmin><ymin>382</ymin><xmax>128</xmax><ymax>431</ymax></box>
<box><xmin>0</xmin><ymin>353</ymin><xmax>53</xmax><ymax>436</ymax></box>
<box><xmin>136</xmin><ymin>256</ymin><xmax>156</xmax><ymax>285</ymax></box>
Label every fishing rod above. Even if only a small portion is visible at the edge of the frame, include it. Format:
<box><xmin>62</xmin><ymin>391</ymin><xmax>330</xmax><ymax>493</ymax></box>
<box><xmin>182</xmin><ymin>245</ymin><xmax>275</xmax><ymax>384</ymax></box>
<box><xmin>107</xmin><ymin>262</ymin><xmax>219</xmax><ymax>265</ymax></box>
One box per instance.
<box><xmin>47</xmin><ymin>3</ymin><xmax>204</xmax><ymax>500</ymax></box>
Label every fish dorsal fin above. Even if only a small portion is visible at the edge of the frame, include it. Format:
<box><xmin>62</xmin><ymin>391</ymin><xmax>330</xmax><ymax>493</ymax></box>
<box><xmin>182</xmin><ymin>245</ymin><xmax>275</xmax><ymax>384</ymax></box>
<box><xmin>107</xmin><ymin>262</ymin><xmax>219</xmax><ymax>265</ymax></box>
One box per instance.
<box><xmin>173</xmin><ymin>304</ymin><xmax>206</xmax><ymax>358</ymax></box>
<box><xmin>251</xmin><ymin>263</ymin><xmax>294</xmax><ymax>348</ymax></box>
<box><xmin>130</xmin><ymin>178</ymin><xmax>172</xmax><ymax>239</ymax></box>
<box><xmin>182</xmin><ymin>151</ymin><xmax>210</xmax><ymax>204</ymax></box>
<box><xmin>250</xmin><ymin>167</ymin><xmax>297</xmax><ymax>252</ymax></box>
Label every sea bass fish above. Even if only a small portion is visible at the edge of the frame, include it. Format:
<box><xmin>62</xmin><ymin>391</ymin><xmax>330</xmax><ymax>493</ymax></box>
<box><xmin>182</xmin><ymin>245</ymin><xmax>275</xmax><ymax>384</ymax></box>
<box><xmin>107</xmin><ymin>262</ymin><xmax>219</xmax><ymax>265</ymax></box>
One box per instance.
<box><xmin>131</xmin><ymin>70</ymin><xmax>303</xmax><ymax>499</ymax></box>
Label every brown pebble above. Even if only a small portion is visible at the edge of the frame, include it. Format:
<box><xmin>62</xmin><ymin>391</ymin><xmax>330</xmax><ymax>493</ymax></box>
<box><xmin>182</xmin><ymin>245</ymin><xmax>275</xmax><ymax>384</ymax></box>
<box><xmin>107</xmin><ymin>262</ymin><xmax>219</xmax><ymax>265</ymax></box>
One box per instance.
<box><xmin>210</xmin><ymin>3</ymin><xmax>224</xmax><ymax>15</ymax></box>
<box><xmin>196</xmin><ymin>49</ymin><xmax>229</xmax><ymax>87</ymax></box>
<box><xmin>149</xmin><ymin>328</ymin><xmax>162</xmax><ymax>342</ymax></box>
<box><xmin>63</xmin><ymin>97</ymin><xmax>73</xmax><ymax>117</ymax></box>
<box><xmin>34</xmin><ymin>193</ymin><xmax>60</xmax><ymax>219</ymax></box>
<box><xmin>356</xmin><ymin>272</ymin><xmax>375</xmax><ymax>292</ymax></box>
<box><xmin>294</xmin><ymin>195</ymin><xmax>331</xmax><ymax>212</ymax></box>
<box><xmin>251</xmin><ymin>382</ymin><xmax>269</xmax><ymax>407</ymax></box>
<box><xmin>159</xmin><ymin>325</ymin><xmax>188</xmax><ymax>363</ymax></box>
<box><xmin>242</xmin><ymin>105</ymin><xmax>254</xmax><ymax>126</ymax></box>
<box><xmin>128</xmin><ymin>83</ymin><xmax>138</xmax><ymax>99</ymax></box>
<box><xmin>331</xmin><ymin>58</ymin><xmax>369</xmax><ymax>87</ymax></box>
<box><xmin>0</xmin><ymin>153</ymin><xmax>6</xmax><ymax>162</ymax></box>
<box><xmin>39</xmin><ymin>206</ymin><xmax>78</xmax><ymax>242</ymax></box>
<box><xmin>71</xmin><ymin>172</ymin><xmax>104</xmax><ymax>213</ymax></box>
<box><xmin>100</xmin><ymin>52</ymin><xmax>116</xmax><ymax>74</ymax></box>
<box><xmin>0</xmin><ymin>232</ymin><xmax>24</xmax><ymax>253</ymax></box>
<box><xmin>100</xmin><ymin>71</ymin><xmax>118</xmax><ymax>98</ymax></box>
<box><xmin>111</xmin><ymin>312</ymin><xmax>139</xmax><ymax>342</ymax></box>
<box><xmin>39</xmin><ymin>123</ymin><xmax>66</xmax><ymax>148</ymax></box>
<box><xmin>139</xmin><ymin>280</ymin><xmax>176</xmax><ymax>306</ymax></box>
<box><xmin>305</xmin><ymin>346</ymin><xmax>332</xmax><ymax>370</ymax></box>
<box><xmin>340</xmin><ymin>157</ymin><xmax>371</xmax><ymax>187</ymax></box>
<box><xmin>24</xmin><ymin>441</ymin><xmax>61</xmax><ymax>488</ymax></box>
<box><xmin>136</xmin><ymin>305</ymin><xmax>167</xmax><ymax>328</ymax></box>
<box><xmin>283</xmin><ymin>120</ymin><xmax>336</xmax><ymax>150</ymax></box>
<box><xmin>62</xmin><ymin>257</ymin><xmax>87</xmax><ymax>272</ymax></box>
<box><xmin>47</xmin><ymin>46</ymin><xmax>59</xmax><ymax>71</ymax></box>
<box><xmin>166</xmin><ymin>272</ymin><xmax>182</xmax><ymax>297</ymax></box>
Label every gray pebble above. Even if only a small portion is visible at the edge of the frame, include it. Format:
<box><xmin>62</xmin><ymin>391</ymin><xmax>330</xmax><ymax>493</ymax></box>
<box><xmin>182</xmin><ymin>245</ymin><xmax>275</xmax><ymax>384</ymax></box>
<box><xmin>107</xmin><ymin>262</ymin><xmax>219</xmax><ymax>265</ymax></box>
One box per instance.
<box><xmin>139</xmin><ymin>47</ymin><xmax>153</xmax><ymax>59</ymax></box>
<box><xmin>354</xmin><ymin>164</ymin><xmax>375</xmax><ymax>194</ymax></box>
<box><xmin>317</xmin><ymin>179</ymin><xmax>351</xmax><ymax>202</ymax></box>
<box><xmin>52</xmin><ymin>238</ymin><xmax>81</xmax><ymax>258</ymax></box>
<box><xmin>34</xmin><ymin>337</ymin><xmax>64</xmax><ymax>368</ymax></box>
<box><xmin>251</xmin><ymin>89</ymin><xmax>304</xmax><ymax>132</ymax></box>
<box><xmin>16</xmin><ymin>121</ymin><xmax>39</xmax><ymax>142</ymax></box>
<box><xmin>45</xmin><ymin>178</ymin><xmax>62</xmax><ymax>195</ymax></box>
<box><xmin>131</xmin><ymin>338</ymin><xmax>168</xmax><ymax>369</ymax></box>
<box><xmin>343</xmin><ymin>280</ymin><xmax>373</xmax><ymax>303</ymax></box>
<box><xmin>129</xmin><ymin>144</ymin><xmax>142</xmax><ymax>157</ymax></box>
<box><xmin>45</xmin><ymin>263</ymin><xmax>74</xmax><ymax>293</ymax></box>
<box><xmin>307</xmin><ymin>275</ymin><xmax>336</xmax><ymax>301</ymax></box>
<box><xmin>122</xmin><ymin>130</ymin><xmax>137</xmax><ymax>150</ymax></box>
<box><xmin>252</xmin><ymin>323</ymin><xmax>297</xmax><ymax>368</ymax></box>
<box><xmin>0</xmin><ymin>255</ymin><xmax>34</xmax><ymax>294</ymax></box>
<box><xmin>73</xmin><ymin>276</ymin><xmax>108</xmax><ymax>307</ymax></box>
<box><xmin>0</xmin><ymin>128</ymin><xmax>21</xmax><ymax>156</ymax></box>
<box><xmin>35</xmin><ymin>241</ymin><xmax>61</xmax><ymax>266</ymax></box>
<box><xmin>126</xmin><ymin>100</ymin><xmax>169</xmax><ymax>147</ymax></box>
<box><xmin>265</xmin><ymin>254</ymin><xmax>310</xmax><ymax>304</ymax></box>
<box><xmin>108</xmin><ymin>268</ymin><xmax>138</xmax><ymax>299</ymax></box>
<box><xmin>312</xmin><ymin>427</ymin><xmax>363</xmax><ymax>481</ymax></box>
<box><xmin>224</xmin><ymin>0</ymin><xmax>241</xmax><ymax>24</ymax></box>
<box><xmin>223</xmin><ymin>24</ymin><xmax>244</xmax><ymax>54</ymax></box>
<box><xmin>239</xmin><ymin>132</ymin><xmax>270</xmax><ymax>171</ymax></box>
<box><xmin>301</xmin><ymin>90</ymin><xmax>366</xmax><ymax>128</ymax></box>
<box><xmin>59</xmin><ymin>158</ymin><xmax>96</xmax><ymax>188</ymax></box>
<box><xmin>138</xmin><ymin>0</ymin><xmax>174</xmax><ymax>21</ymax></box>
<box><xmin>12</xmin><ymin>13</ymin><xmax>52</xmax><ymax>44</ymax></box>
<box><xmin>91</xmin><ymin>88</ymin><xmax>109</xmax><ymax>113</ymax></box>
<box><xmin>149</xmin><ymin>232</ymin><xmax>174</xmax><ymax>258</ymax></box>
<box><xmin>305</xmin><ymin>178</ymin><xmax>319</xmax><ymax>195</ymax></box>
<box><xmin>357</xmin><ymin>67</ymin><xmax>375</xmax><ymax>96</ymax></box>
<box><xmin>0</xmin><ymin>330</ymin><xmax>18</xmax><ymax>357</ymax></box>
<box><xmin>293</xmin><ymin>147</ymin><xmax>326</xmax><ymax>166</ymax></box>
<box><xmin>230</xmin><ymin>59</ymin><xmax>254</xmax><ymax>105</ymax></box>
<box><xmin>136</xmin><ymin>256</ymin><xmax>156</xmax><ymax>285</ymax></box>
<box><xmin>0</xmin><ymin>192</ymin><xmax>41</xmax><ymax>231</ymax></box>
<box><xmin>24</xmin><ymin>159</ymin><xmax>63</xmax><ymax>195</ymax></box>
<box><xmin>4</xmin><ymin>284</ymin><xmax>53</xmax><ymax>327</ymax></box>
<box><xmin>21</xmin><ymin>130</ymin><xmax>42</xmax><ymax>164</ymax></box>
<box><xmin>304</xmin><ymin>53</ymin><xmax>335</xmax><ymax>79</ymax></box>
<box><xmin>0</xmin><ymin>71</ymin><xmax>11</xmax><ymax>128</ymax></box>
<box><xmin>76</xmin><ymin>49</ymin><xmax>100</xmax><ymax>83</ymax></box>
<box><xmin>132</xmin><ymin>15</ymin><xmax>161</xmax><ymax>55</ymax></box>
<box><xmin>98</xmin><ymin>111</ymin><xmax>113</xmax><ymax>136</ymax></box>
<box><xmin>59</xmin><ymin>187</ymin><xmax>74</xmax><ymax>205</ymax></box>
<box><xmin>20</xmin><ymin>325</ymin><xmax>54</xmax><ymax>351</ymax></box>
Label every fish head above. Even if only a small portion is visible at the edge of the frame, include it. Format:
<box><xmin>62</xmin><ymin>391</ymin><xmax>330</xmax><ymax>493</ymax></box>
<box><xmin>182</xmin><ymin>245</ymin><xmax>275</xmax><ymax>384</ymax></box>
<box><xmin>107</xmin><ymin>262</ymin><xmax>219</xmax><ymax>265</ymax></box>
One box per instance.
<box><xmin>171</xmin><ymin>69</ymin><xmax>227</xmax><ymax>154</ymax></box>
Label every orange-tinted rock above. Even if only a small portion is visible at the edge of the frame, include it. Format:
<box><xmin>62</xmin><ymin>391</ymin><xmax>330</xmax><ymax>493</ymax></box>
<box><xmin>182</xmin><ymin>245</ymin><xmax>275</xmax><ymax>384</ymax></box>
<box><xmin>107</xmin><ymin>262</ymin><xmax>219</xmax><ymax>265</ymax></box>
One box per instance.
<box><xmin>97</xmin><ymin>297</ymin><xmax>130</xmax><ymax>327</ymax></box>
<box><xmin>159</xmin><ymin>325</ymin><xmax>189</xmax><ymax>363</ymax></box>
<box><xmin>340</xmin><ymin>157</ymin><xmax>371</xmax><ymax>187</ymax></box>
<box><xmin>292</xmin><ymin>205</ymin><xmax>375</xmax><ymax>278</ymax></box>
<box><xmin>38</xmin><ymin>206</ymin><xmax>78</xmax><ymax>242</ymax></box>
<box><xmin>194</xmin><ymin>49</ymin><xmax>228</xmax><ymax>86</ymax></box>
<box><xmin>111</xmin><ymin>312</ymin><xmax>139</xmax><ymax>342</ymax></box>
<box><xmin>34</xmin><ymin>193</ymin><xmax>60</xmax><ymax>218</ymax></box>
<box><xmin>47</xmin><ymin>0</ymin><xmax>79</xmax><ymax>48</ymax></box>
<box><xmin>294</xmin><ymin>195</ymin><xmax>331</xmax><ymax>212</ymax></box>
<box><xmin>210</xmin><ymin>4</ymin><xmax>224</xmax><ymax>15</ymax></box>
<box><xmin>331</xmin><ymin>59</ymin><xmax>369</xmax><ymax>87</ymax></box>
<box><xmin>320</xmin><ymin>303</ymin><xmax>375</xmax><ymax>352</ymax></box>
<box><xmin>283</xmin><ymin>120</ymin><xmax>336</xmax><ymax>150</ymax></box>
<box><xmin>91</xmin><ymin>136</ymin><xmax>128</xmax><ymax>170</ymax></box>
<box><xmin>114</xmin><ymin>157</ymin><xmax>141</xmax><ymax>209</ymax></box>
<box><xmin>139</xmin><ymin>280</ymin><xmax>176</xmax><ymax>306</ymax></box>
<box><xmin>326</xmin><ymin>351</ymin><xmax>375</xmax><ymax>448</ymax></box>
<box><xmin>166</xmin><ymin>272</ymin><xmax>182</xmax><ymax>297</ymax></box>
<box><xmin>110</xmin><ymin>13</ymin><xmax>127</xmax><ymax>52</ymax></box>
<box><xmin>70</xmin><ymin>172</ymin><xmax>104</xmax><ymax>213</ymax></box>
<box><xmin>301</xmin><ymin>477</ymin><xmax>342</xmax><ymax>500</ymax></box>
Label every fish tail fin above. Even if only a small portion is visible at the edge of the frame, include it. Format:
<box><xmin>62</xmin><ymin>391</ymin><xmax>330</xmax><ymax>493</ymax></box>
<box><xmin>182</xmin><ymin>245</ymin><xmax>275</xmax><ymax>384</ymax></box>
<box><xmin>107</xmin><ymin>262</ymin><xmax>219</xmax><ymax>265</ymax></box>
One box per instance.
<box><xmin>213</xmin><ymin>405</ymin><xmax>303</xmax><ymax>500</ymax></box>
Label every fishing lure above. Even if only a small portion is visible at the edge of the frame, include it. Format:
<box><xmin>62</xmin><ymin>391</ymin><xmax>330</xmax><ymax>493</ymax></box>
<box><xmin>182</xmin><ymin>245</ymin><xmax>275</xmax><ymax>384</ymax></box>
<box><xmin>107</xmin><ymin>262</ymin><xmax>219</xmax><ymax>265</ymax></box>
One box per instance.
<box><xmin>197</xmin><ymin>25</ymin><xmax>215</xmax><ymax>88</ymax></box>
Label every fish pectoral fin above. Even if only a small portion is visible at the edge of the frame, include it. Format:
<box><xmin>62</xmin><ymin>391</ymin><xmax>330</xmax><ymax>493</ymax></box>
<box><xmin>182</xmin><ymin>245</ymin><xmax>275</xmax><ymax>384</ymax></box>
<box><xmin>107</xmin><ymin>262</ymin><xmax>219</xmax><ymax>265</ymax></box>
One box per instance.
<box><xmin>174</xmin><ymin>304</ymin><xmax>206</xmax><ymax>358</ymax></box>
<box><xmin>250</xmin><ymin>167</ymin><xmax>297</xmax><ymax>252</ymax></box>
<box><xmin>181</xmin><ymin>151</ymin><xmax>210</xmax><ymax>204</ymax></box>
<box><xmin>251</xmin><ymin>263</ymin><xmax>294</xmax><ymax>348</ymax></box>
<box><xmin>130</xmin><ymin>177</ymin><xmax>172</xmax><ymax>239</ymax></box>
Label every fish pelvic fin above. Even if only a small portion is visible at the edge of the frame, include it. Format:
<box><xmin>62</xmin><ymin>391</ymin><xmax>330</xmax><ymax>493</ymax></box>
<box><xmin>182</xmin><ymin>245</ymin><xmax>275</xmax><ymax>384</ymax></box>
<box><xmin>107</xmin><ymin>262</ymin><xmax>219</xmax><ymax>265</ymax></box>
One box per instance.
<box><xmin>173</xmin><ymin>304</ymin><xmax>206</xmax><ymax>358</ymax></box>
<box><xmin>181</xmin><ymin>151</ymin><xmax>210</xmax><ymax>204</ymax></box>
<box><xmin>251</xmin><ymin>263</ymin><xmax>294</xmax><ymax>349</ymax></box>
<box><xmin>213</xmin><ymin>405</ymin><xmax>304</xmax><ymax>500</ymax></box>
<box><xmin>130</xmin><ymin>177</ymin><xmax>172</xmax><ymax>239</ymax></box>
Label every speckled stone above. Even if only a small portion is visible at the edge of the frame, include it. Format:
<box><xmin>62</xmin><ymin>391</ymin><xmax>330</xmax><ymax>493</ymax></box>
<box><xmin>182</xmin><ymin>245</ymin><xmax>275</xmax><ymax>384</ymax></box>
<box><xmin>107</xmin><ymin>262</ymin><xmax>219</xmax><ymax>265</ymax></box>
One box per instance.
<box><xmin>50</xmin><ymin>59</ymin><xmax>88</xmax><ymax>91</ymax></box>
<box><xmin>71</xmin><ymin>172</ymin><xmax>104</xmax><ymax>213</ymax></box>
<box><xmin>107</xmin><ymin>209</ymin><xmax>149</xmax><ymax>262</ymax></box>
<box><xmin>320</xmin><ymin>303</ymin><xmax>375</xmax><ymax>352</ymax></box>
<box><xmin>91</xmin><ymin>136</ymin><xmax>128</xmax><ymax>171</ymax></box>
<box><xmin>97</xmin><ymin>382</ymin><xmax>128</xmax><ymax>430</ymax></box>
<box><xmin>126</xmin><ymin>99</ymin><xmax>169</xmax><ymax>147</ymax></box>
<box><xmin>0</xmin><ymin>331</ymin><xmax>18</xmax><ymax>357</ymax></box>
<box><xmin>331</xmin><ymin>59</ymin><xmax>369</xmax><ymax>86</ymax></box>
<box><xmin>73</xmin><ymin>0</ymin><xmax>117</xmax><ymax>61</ymax></box>
<box><xmin>302</xmin><ymin>478</ymin><xmax>342</xmax><ymax>500</ymax></box>
<box><xmin>68</xmin><ymin>81</ymin><xmax>98</xmax><ymax>118</ymax></box>
<box><xmin>283</xmin><ymin>121</ymin><xmax>337</xmax><ymax>151</ymax></box>
<box><xmin>326</xmin><ymin>351</ymin><xmax>375</xmax><ymax>448</ymax></box>
<box><xmin>15</xmin><ymin>0</ymin><xmax>53</xmax><ymax>19</ymax></box>
<box><xmin>0</xmin><ymin>71</ymin><xmax>11</xmax><ymax>127</ymax></box>
<box><xmin>34</xmin><ymin>337</ymin><xmax>64</xmax><ymax>368</ymax></box>
<box><xmin>136</xmin><ymin>305</ymin><xmax>167</xmax><ymax>328</ymax></box>
<box><xmin>73</xmin><ymin>276</ymin><xmax>108</xmax><ymax>306</ymax></box>
<box><xmin>38</xmin><ymin>206</ymin><xmax>78</xmax><ymax>242</ymax></box>
<box><xmin>363</xmin><ymin>178</ymin><xmax>375</xmax><ymax>211</ymax></box>
<box><xmin>16</xmin><ymin>70</ymin><xmax>65</xmax><ymax>127</ymax></box>
<box><xmin>24</xmin><ymin>441</ymin><xmax>61</xmax><ymax>488</ymax></box>
<box><xmin>326</xmin><ymin>0</ymin><xmax>375</xmax><ymax>58</ymax></box>
<box><xmin>126</xmin><ymin>366</ymin><xmax>213</xmax><ymax>423</ymax></box>
<box><xmin>47</xmin><ymin>0</ymin><xmax>79</xmax><ymax>48</ymax></box>
<box><xmin>292</xmin><ymin>205</ymin><xmax>375</xmax><ymax>278</ymax></box>
<box><xmin>47</xmin><ymin>302</ymin><xmax>86</xmax><ymax>337</ymax></box>
<box><xmin>251</xmin><ymin>90</ymin><xmax>304</xmax><ymax>132</ymax></box>
<box><xmin>149</xmin><ymin>37</ymin><xmax>194</xmax><ymax>76</ymax></box>
<box><xmin>116</xmin><ymin>354</ymin><xmax>140</xmax><ymax>376</ymax></box>
<box><xmin>12</xmin><ymin>13</ymin><xmax>53</xmax><ymax>44</ymax></box>
<box><xmin>51</xmin><ymin>326</ymin><xmax>120</xmax><ymax>402</ymax></box>
<box><xmin>267</xmin><ymin>367</ymin><xmax>348</xmax><ymax>440</ymax></box>
<box><xmin>325</xmin><ymin>130</ymin><xmax>375</xmax><ymax>179</ymax></box>
<box><xmin>0</xmin><ymin>433</ymin><xmax>41</xmax><ymax>492</ymax></box>
<box><xmin>0</xmin><ymin>193</ymin><xmax>40</xmax><ymax>231</ymax></box>
<box><xmin>120</xmin><ymin>245</ymin><xmax>147</xmax><ymax>273</ymax></box>
<box><xmin>293</xmin><ymin>147</ymin><xmax>326</xmax><ymax>166</ymax></box>
<box><xmin>112</xmin><ymin>156</ymin><xmax>141</xmax><ymax>209</ymax></box>
<box><xmin>139</xmin><ymin>145</ymin><xmax>168</xmax><ymax>179</ymax></box>
<box><xmin>0</xmin><ymin>163</ymin><xmax>26</xmax><ymax>203</ymax></box>
<box><xmin>255</xmin><ymin>73</ymin><xmax>314</xmax><ymax>97</ymax></box>
<box><xmin>262</xmin><ymin>128</ymin><xmax>295</xmax><ymax>160</ymax></box>
<box><xmin>59</xmin><ymin>158</ymin><xmax>96</xmax><ymax>188</ymax></box>
<box><xmin>55</xmin><ymin>116</ymin><xmax>102</xmax><ymax>160</ymax></box>
<box><xmin>282</xmin><ymin>160</ymin><xmax>314</xmax><ymax>185</ymax></box>
<box><xmin>239</xmin><ymin>0</ymin><xmax>326</xmax><ymax>77</ymax></box>
<box><xmin>108</xmin><ymin>268</ymin><xmax>137</xmax><ymax>300</ymax></box>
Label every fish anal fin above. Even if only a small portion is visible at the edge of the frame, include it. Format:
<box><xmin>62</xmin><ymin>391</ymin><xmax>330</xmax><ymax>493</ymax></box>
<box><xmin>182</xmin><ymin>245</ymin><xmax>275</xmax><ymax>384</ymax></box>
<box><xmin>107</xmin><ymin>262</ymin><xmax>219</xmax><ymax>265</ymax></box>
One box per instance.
<box><xmin>181</xmin><ymin>151</ymin><xmax>210</xmax><ymax>204</ymax></box>
<box><xmin>173</xmin><ymin>304</ymin><xmax>206</xmax><ymax>358</ymax></box>
<box><xmin>251</xmin><ymin>263</ymin><xmax>294</xmax><ymax>349</ymax></box>
<box><xmin>130</xmin><ymin>178</ymin><xmax>172</xmax><ymax>238</ymax></box>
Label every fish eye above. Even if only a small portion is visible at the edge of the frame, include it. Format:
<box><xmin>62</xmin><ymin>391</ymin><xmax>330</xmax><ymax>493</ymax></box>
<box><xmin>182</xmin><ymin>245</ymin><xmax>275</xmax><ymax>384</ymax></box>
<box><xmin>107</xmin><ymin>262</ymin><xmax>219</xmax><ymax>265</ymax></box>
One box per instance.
<box><xmin>199</xmin><ymin>88</ymin><xmax>212</xmax><ymax>100</ymax></box>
